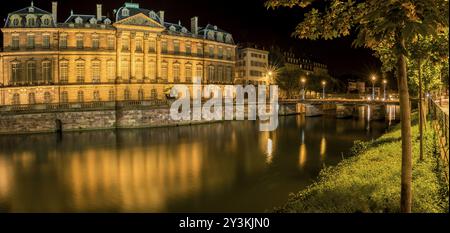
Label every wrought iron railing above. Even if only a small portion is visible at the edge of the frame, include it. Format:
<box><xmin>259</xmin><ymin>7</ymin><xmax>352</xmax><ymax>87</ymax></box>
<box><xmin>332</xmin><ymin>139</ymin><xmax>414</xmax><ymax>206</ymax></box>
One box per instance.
<box><xmin>429</xmin><ymin>96</ymin><xmax>449</xmax><ymax>183</ymax></box>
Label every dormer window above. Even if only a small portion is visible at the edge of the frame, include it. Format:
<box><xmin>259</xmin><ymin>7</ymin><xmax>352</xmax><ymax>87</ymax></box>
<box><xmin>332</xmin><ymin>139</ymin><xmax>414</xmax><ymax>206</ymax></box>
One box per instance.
<box><xmin>104</xmin><ymin>18</ymin><xmax>111</xmax><ymax>25</ymax></box>
<box><xmin>9</xmin><ymin>15</ymin><xmax>21</xmax><ymax>27</ymax></box>
<box><xmin>181</xmin><ymin>27</ymin><xmax>188</xmax><ymax>33</ymax></box>
<box><xmin>149</xmin><ymin>11</ymin><xmax>157</xmax><ymax>19</ymax></box>
<box><xmin>169</xmin><ymin>25</ymin><xmax>176</xmax><ymax>31</ymax></box>
<box><xmin>207</xmin><ymin>31</ymin><xmax>214</xmax><ymax>40</ymax></box>
<box><xmin>89</xmin><ymin>18</ymin><xmax>97</xmax><ymax>24</ymax></box>
<box><xmin>75</xmin><ymin>17</ymin><xmax>83</xmax><ymax>24</ymax></box>
<box><xmin>26</xmin><ymin>15</ymin><xmax>37</xmax><ymax>27</ymax></box>
<box><xmin>225</xmin><ymin>34</ymin><xmax>232</xmax><ymax>43</ymax></box>
<box><xmin>41</xmin><ymin>15</ymin><xmax>52</xmax><ymax>27</ymax></box>
<box><xmin>122</xmin><ymin>8</ymin><xmax>129</xmax><ymax>17</ymax></box>
<box><xmin>28</xmin><ymin>7</ymin><xmax>34</xmax><ymax>13</ymax></box>
<box><xmin>217</xmin><ymin>32</ymin><xmax>224</xmax><ymax>42</ymax></box>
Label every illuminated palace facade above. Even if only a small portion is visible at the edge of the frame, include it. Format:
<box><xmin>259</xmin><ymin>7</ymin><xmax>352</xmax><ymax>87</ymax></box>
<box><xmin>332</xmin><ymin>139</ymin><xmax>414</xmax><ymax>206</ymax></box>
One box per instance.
<box><xmin>0</xmin><ymin>2</ymin><xmax>236</xmax><ymax>106</ymax></box>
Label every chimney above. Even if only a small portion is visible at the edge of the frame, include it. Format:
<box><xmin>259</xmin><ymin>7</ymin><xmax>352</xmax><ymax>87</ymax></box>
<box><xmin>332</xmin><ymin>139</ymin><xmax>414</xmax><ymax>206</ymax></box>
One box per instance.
<box><xmin>158</xmin><ymin>11</ymin><xmax>164</xmax><ymax>25</ymax></box>
<box><xmin>52</xmin><ymin>2</ymin><xmax>57</xmax><ymax>23</ymax></box>
<box><xmin>96</xmin><ymin>4</ymin><xmax>102</xmax><ymax>21</ymax></box>
<box><xmin>191</xmin><ymin>16</ymin><xmax>198</xmax><ymax>35</ymax></box>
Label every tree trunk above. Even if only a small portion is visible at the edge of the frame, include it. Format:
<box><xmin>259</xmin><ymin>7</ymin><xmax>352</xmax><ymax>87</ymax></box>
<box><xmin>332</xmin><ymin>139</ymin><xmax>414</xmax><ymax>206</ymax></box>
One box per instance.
<box><xmin>418</xmin><ymin>59</ymin><xmax>424</xmax><ymax>161</ymax></box>
<box><xmin>397</xmin><ymin>35</ymin><xmax>413</xmax><ymax>213</ymax></box>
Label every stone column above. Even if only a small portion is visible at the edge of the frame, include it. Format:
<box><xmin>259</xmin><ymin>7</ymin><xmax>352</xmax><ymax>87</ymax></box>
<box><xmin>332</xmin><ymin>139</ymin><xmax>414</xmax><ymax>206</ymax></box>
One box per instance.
<box><xmin>143</xmin><ymin>34</ymin><xmax>149</xmax><ymax>81</ymax></box>
<box><xmin>116</xmin><ymin>31</ymin><xmax>122</xmax><ymax>82</ymax></box>
<box><xmin>156</xmin><ymin>36</ymin><xmax>161</xmax><ymax>80</ymax></box>
<box><xmin>130</xmin><ymin>32</ymin><xmax>136</xmax><ymax>82</ymax></box>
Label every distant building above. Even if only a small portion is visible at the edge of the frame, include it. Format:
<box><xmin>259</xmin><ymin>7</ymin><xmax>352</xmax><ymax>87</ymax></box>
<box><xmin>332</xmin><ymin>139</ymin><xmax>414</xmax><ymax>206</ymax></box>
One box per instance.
<box><xmin>235</xmin><ymin>46</ymin><xmax>269</xmax><ymax>85</ymax></box>
<box><xmin>283</xmin><ymin>52</ymin><xmax>328</xmax><ymax>76</ymax></box>
<box><xmin>347</xmin><ymin>80</ymin><xmax>366</xmax><ymax>94</ymax></box>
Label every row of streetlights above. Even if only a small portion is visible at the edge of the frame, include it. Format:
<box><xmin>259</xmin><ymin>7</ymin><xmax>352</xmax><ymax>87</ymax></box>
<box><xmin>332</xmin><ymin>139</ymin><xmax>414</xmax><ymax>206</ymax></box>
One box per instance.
<box><xmin>371</xmin><ymin>75</ymin><xmax>388</xmax><ymax>100</ymax></box>
<box><xmin>300</xmin><ymin>77</ymin><xmax>327</xmax><ymax>100</ymax></box>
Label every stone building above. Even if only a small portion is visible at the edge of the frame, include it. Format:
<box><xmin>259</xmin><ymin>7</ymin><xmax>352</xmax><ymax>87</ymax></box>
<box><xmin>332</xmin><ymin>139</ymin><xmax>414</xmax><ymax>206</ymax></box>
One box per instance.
<box><xmin>235</xmin><ymin>47</ymin><xmax>269</xmax><ymax>85</ymax></box>
<box><xmin>0</xmin><ymin>2</ymin><xmax>236</xmax><ymax>106</ymax></box>
<box><xmin>283</xmin><ymin>52</ymin><xmax>328</xmax><ymax>76</ymax></box>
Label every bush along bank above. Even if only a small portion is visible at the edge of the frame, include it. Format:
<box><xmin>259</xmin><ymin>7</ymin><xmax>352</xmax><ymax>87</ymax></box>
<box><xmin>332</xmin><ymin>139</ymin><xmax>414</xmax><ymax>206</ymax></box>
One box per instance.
<box><xmin>275</xmin><ymin>113</ymin><xmax>449</xmax><ymax>213</ymax></box>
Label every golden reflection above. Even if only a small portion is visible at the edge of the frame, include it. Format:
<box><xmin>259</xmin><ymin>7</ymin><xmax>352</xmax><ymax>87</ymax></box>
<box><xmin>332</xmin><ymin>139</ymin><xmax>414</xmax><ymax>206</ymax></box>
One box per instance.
<box><xmin>0</xmin><ymin>157</ymin><xmax>12</xmax><ymax>200</ymax></box>
<box><xmin>266</xmin><ymin>138</ymin><xmax>273</xmax><ymax>164</ymax></box>
<box><xmin>298</xmin><ymin>144</ymin><xmax>307</xmax><ymax>169</ymax></box>
<box><xmin>320</xmin><ymin>136</ymin><xmax>327</xmax><ymax>161</ymax></box>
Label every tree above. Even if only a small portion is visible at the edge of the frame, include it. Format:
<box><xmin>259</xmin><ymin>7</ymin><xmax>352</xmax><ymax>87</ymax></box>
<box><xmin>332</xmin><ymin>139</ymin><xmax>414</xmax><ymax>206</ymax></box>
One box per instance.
<box><xmin>265</xmin><ymin>0</ymin><xmax>448</xmax><ymax>212</ymax></box>
<box><xmin>275</xmin><ymin>67</ymin><xmax>305</xmax><ymax>99</ymax></box>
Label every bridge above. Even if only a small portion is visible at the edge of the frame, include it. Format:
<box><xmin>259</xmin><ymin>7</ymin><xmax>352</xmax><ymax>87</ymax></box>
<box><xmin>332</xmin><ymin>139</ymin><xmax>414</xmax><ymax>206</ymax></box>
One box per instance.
<box><xmin>278</xmin><ymin>98</ymin><xmax>400</xmax><ymax>119</ymax></box>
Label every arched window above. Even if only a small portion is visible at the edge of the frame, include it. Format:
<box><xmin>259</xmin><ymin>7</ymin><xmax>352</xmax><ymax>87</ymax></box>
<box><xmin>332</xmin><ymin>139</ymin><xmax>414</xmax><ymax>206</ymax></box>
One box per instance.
<box><xmin>27</xmin><ymin>61</ymin><xmax>36</xmax><ymax>83</ymax></box>
<box><xmin>135</xmin><ymin>59</ymin><xmax>143</xmax><ymax>79</ymax></box>
<box><xmin>138</xmin><ymin>88</ymin><xmax>144</xmax><ymax>100</ymax></box>
<box><xmin>76</xmin><ymin>61</ymin><xmax>85</xmax><ymax>83</ymax></box>
<box><xmin>124</xmin><ymin>88</ymin><xmax>131</xmax><ymax>101</ymax></box>
<box><xmin>61</xmin><ymin>91</ymin><xmax>69</xmax><ymax>103</ymax></box>
<box><xmin>75</xmin><ymin>17</ymin><xmax>83</xmax><ymax>24</ymax></box>
<box><xmin>28</xmin><ymin>93</ymin><xmax>36</xmax><ymax>104</ymax></box>
<box><xmin>44</xmin><ymin>92</ymin><xmax>52</xmax><ymax>103</ymax></box>
<box><xmin>185</xmin><ymin>64</ymin><xmax>192</xmax><ymax>83</ymax></box>
<box><xmin>26</xmin><ymin>15</ymin><xmax>36</xmax><ymax>27</ymax></box>
<box><xmin>208</xmin><ymin>65</ymin><xmax>215</xmax><ymax>82</ymax></box>
<box><xmin>195</xmin><ymin>65</ymin><xmax>203</xmax><ymax>81</ymax></box>
<box><xmin>122</xmin><ymin>8</ymin><xmax>129</xmax><ymax>17</ymax></box>
<box><xmin>77</xmin><ymin>90</ymin><xmax>84</xmax><ymax>102</ymax></box>
<box><xmin>161</xmin><ymin>62</ymin><xmax>168</xmax><ymax>82</ymax></box>
<box><xmin>92</xmin><ymin>60</ymin><xmax>101</xmax><ymax>83</ymax></box>
<box><xmin>173</xmin><ymin>63</ymin><xmax>180</xmax><ymax>83</ymax></box>
<box><xmin>151</xmin><ymin>88</ymin><xmax>158</xmax><ymax>99</ymax></box>
<box><xmin>12</xmin><ymin>93</ymin><xmax>20</xmax><ymax>105</ymax></box>
<box><xmin>108</xmin><ymin>89</ymin><xmax>115</xmax><ymax>101</ymax></box>
<box><xmin>11</xmin><ymin>61</ymin><xmax>22</xmax><ymax>84</ymax></box>
<box><xmin>93</xmin><ymin>90</ymin><xmax>100</xmax><ymax>101</ymax></box>
<box><xmin>59</xmin><ymin>61</ymin><xmax>69</xmax><ymax>83</ymax></box>
<box><xmin>107</xmin><ymin>61</ymin><xmax>115</xmax><ymax>82</ymax></box>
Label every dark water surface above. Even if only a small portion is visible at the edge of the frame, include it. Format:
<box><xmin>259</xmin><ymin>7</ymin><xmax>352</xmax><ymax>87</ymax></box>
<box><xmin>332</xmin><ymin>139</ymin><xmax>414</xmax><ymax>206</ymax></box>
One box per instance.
<box><xmin>0</xmin><ymin>112</ymin><xmax>396</xmax><ymax>213</ymax></box>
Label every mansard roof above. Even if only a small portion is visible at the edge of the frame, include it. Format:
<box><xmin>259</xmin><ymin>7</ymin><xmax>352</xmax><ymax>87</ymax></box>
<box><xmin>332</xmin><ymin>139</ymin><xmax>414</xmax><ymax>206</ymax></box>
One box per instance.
<box><xmin>115</xmin><ymin>2</ymin><xmax>162</xmax><ymax>24</ymax></box>
<box><xmin>64</xmin><ymin>13</ymin><xmax>111</xmax><ymax>25</ymax></box>
<box><xmin>4</xmin><ymin>2</ymin><xmax>56</xmax><ymax>28</ymax></box>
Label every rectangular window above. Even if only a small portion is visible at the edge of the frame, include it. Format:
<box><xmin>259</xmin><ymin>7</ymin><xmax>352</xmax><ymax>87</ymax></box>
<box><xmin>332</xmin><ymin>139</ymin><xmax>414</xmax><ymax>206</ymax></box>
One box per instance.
<box><xmin>27</xmin><ymin>62</ymin><xmax>36</xmax><ymax>83</ymax></box>
<box><xmin>60</xmin><ymin>34</ymin><xmax>67</xmax><ymax>49</ymax></box>
<box><xmin>226</xmin><ymin>48</ymin><xmax>232</xmax><ymax>60</ymax></box>
<box><xmin>42</xmin><ymin>61</ymin><xmax>52</xmax><ymax>83</ymax></box>
<box><xmin>60</xmin><ymin>62</ymin><xmax>68</xmax><ymax>83</ymax></box>
<box><xmin>135</xmin><ymin>61</ymin><xmax>143</xmax><ymax>79</ymax></box>
<box><xmin>218</xmin><ymin>47</ymin><xmax>223</xmax><ymax>59</ymax></box>
<box><xmin>196</xmin><ymin>66</ymin><xmax>203</xmax><ymax>80</ymax></box>
<box><xmin>149</xmin><ymin>39</ymin><xmax>156</xmax><ymax>52</ymax></box>
<box><xmin>173</xmin><ymin>65</ymin><xmax>180</xmax><ymax>83</ymax></box>
<box><xmin>76</xmin><ymin>62</ymin><xmax>85</xmax><ymax>83</ymax></box>
<box><xmin>136</xmin><ymin>39</ymin><xmax>142</xmax><ymax>52</ymax></box>
<box><xmin>108</xmin><ymin>37</ymin><xmax>115</xmax><ymax>50</ymax></box>
<box><xmin>208</xmin><ymin>46</ymin><xmax>214</xmax><ymax>58</ymax></box>
<box><xmin>197</xmin><ymin>44</ymin><xmax>203</xmax><ymax>56</ymax></box>
<box><xmin>92</xmin><ymin>37</ymin><xmax>99</xmax><ymax>49</ymax></box>
<box><xmin>226</xmin><ymin>67</ymin><xmax>232</xmax><ymax>82</ymax></box>
<box><xmin>27</xmin><ymin>35</ymin><xmax>35</xmax><ymax>49</ymax></box>
<box><xmin>92</xmin><ymin>62</ymin><xmax>100</xmax><ymax>83</ymax></box>
<box><xmin>149</xmin><ymin>61</ymin><xmax>156</xmax><ymax>81</ymax></box>
<box><xmin>185</xmin><ymin>42</ymin><xmax>191</xmax><ymax>55</ymax></box>
<box><xmin>173</xmin><ymin>40</ymin><xmax>180</xmax><ymax>54</ymax></box>
<box><xmin>122</xmin><ymin>38</ymin><xmax>129</xmax><ymax>51</ymax></box>
<box><xmin>42</xmin><ymin>35</ymin><xmax>50</xmax><ymax>49</ymax></box>
<box><xmin>76</xmin><ymin>34</ymin><xmax>84</xmax><ymax>49</ymax></box>
<box><xmin>121</xmin><ymin>60</ymin><xmax>129</xmax><ymax>79</ymax></box>
<box><xmin>12</xmin><ymin>35</ymin><xmax>19</xmax><ymax>50</ymax></box>
<box><xmin>161</xmin><ymin>40</ymin><xmax>168</xmax><ymax>53</ymax></box>
<box><xmin>107</xmin><ymin>61</ymin><xmax>115</xmax><ymax>82</ymax></box>
<box><xmin>217</xmin><ymin>66</ymin><xmax>223</xmax><ymax>82</ymax></box>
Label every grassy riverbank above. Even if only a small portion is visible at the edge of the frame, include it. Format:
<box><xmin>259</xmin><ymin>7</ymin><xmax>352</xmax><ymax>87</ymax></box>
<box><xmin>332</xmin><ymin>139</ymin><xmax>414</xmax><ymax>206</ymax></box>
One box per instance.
<box><xmin>276</xmin><ymin>113</ymin><xmax>449</xmax><ymax>213</ymax></box>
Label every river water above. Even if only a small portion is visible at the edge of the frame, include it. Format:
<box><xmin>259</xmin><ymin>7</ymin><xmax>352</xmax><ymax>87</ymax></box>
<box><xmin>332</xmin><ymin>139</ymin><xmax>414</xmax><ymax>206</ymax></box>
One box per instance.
<box><xmin>0</xmin><ymin>108</ymin><xmax>398</xmax><ymax>212</ymax></box>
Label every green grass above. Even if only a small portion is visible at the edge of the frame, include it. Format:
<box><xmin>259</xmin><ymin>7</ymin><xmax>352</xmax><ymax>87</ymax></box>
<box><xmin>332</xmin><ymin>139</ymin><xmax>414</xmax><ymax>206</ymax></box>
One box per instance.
<box><xmin>276</xmin><ymin>113</ymin><xmax>449</xmax><ymax>213</ymax></box>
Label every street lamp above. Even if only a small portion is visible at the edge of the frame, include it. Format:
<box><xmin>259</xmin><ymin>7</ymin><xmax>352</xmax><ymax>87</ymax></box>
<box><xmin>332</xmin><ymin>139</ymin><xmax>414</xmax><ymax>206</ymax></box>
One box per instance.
<box><xmin>267</xmin><ymin>71</ymin><xmax>273</xmax><ymax>85</ymax></box>
<box><xmin>322</xmin><ymin>80</ymin><xmax>326</xmax><ymax>99</ymax></box>
<box><xmin>301</xmin><ymin>78</ymin><xmax>306</xmax><ymax>100</ymax></box>
<box><xmin>371</xmin><ymin>75</ymin><xmax>377</xmax><ymax>100</ymax></box>
<box><xmin>382</xmin><ymin>79</ymin><xmax>387</xmax><ymax>101</ymax></box>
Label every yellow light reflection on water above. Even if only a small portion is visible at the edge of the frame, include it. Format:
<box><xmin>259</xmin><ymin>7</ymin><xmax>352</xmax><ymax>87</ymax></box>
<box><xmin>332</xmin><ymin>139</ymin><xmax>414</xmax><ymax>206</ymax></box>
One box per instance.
<box><xmin>320</xmin><ymin>136</ymin><xmax>327</xmax><ymax>161</ymax></box>
<box><xmin>298</xmin><ymin>144</ymin><xmax>307</xmax><ymax>169</ymax></box>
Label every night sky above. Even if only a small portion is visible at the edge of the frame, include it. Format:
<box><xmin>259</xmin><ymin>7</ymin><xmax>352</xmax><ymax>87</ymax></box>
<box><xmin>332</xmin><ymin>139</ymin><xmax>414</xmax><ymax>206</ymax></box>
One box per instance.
<box><xmin>1</xmin><ymin>0</ymin><xmax>383</xmax><ymax>79</ymax></box>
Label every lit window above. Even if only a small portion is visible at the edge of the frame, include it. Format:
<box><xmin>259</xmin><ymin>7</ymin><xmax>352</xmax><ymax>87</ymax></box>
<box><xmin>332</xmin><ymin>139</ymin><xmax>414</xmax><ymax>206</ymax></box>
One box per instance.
<box><xmin>11</xmin><ymin>62</ymin><xmax>22</xmax><ymax>84</ymax></box>
<box><xmin>77</xmin><ymin>90</ymin><xmax>84</xmax><ymax>102</ymax></box>
<box><xmin>92</xmin><ymin>36</ymin><xmax>99</xmax><ymax>49</ymax></box>
<box><xmin>42</xmin><ymin>61</ymin><xmax>52</xmax><ymax>83</ymax></box>
<box><xmin>12</xmin><ymin>35</ymin><xmax>19</xmax><ymax>50</ymax></box>
<box><xmin>92</xmin><ymin>61</ymin><xmax>100</xmax><ymax>83</ymax></box>
<box><xmin>76</xmin><ymin>34</ymin><xmax>84</xmax><ymax>49</ymax></box>
<box><xmin>107</xmin><ymin>61</ymin><xmax>115</xmax><ymax>82</ymax></box>
<box><xmin>27</xmin><ymin>61</ymin><xmax>36</xmax><ymax>83</ymax></box>
<box><xmin>185</xmin><ymin>64</ymin><xmax>192</xmax><ymax>83</ymax></box>
<box><xmin>76</xmin><ymin>61</ymin><xmax>85</xmax><ymax>83</ymax></box>
<box><xmin>60</xmin><ymin>34</ymin><xmax>67</xmax><ymax>49</ymax></box>
<box><xmin>27</xmin><ymin>34</ymin><xmax>35</xmax><ymax>49</ymax></box>
<box><xmin>43</xmin><ymin>35</ymin><xmax>50</xmax><ymax>49</ymax></box>
<box><xmin>135</xmin><ymin>60</ymin><xmax>143</xmax><ymax>79</ymax></box>
<box><xmin>161</xmin><ymin>62</ymin><xmax>168</xmax><ymax>82</ymax></box>
<box><xmin>173</xmin><ymin>63</ymin><xmax>180</xmax><ymax>83</ymax></box>
<box><xmin>60</xmin><ymin>62</ymin><xmax>68</xmax><ymax>83</ymax></box>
